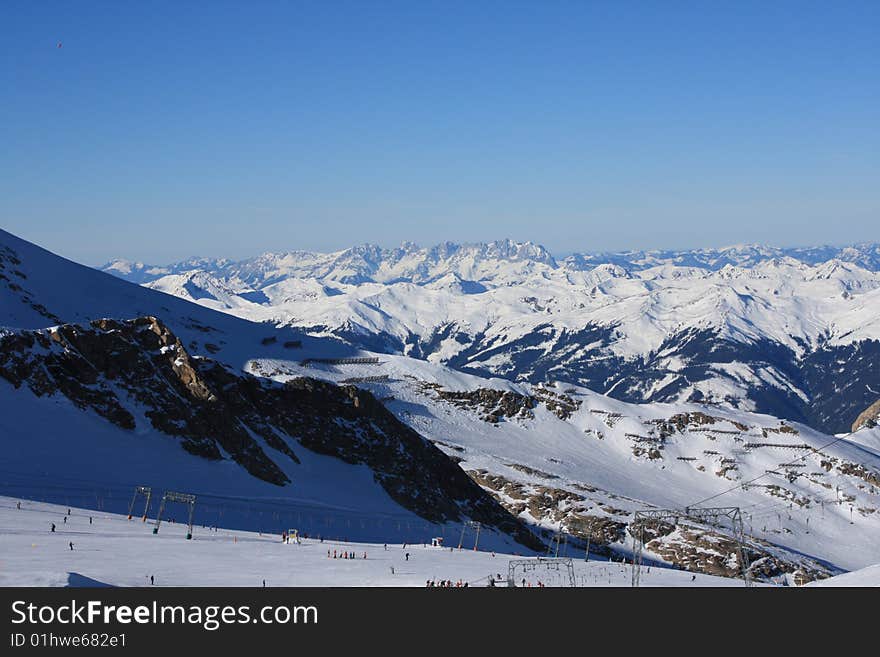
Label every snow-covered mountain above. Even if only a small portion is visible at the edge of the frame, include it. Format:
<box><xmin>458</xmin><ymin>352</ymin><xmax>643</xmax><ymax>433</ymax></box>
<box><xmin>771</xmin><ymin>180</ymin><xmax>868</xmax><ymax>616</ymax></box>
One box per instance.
<box><xmin>6</xmin><ymin>229</ymin><xmax>880</xmax><ymax>581</ymax></box>
<box><xmin>102</xmin><ymin>240</ymin><xmax>880</xmax><ymax>434</ymax></box>
<box><xmin>101</xmin><ymin>240</ymin><xmax>880</xmax><ymax>286</ymax></box>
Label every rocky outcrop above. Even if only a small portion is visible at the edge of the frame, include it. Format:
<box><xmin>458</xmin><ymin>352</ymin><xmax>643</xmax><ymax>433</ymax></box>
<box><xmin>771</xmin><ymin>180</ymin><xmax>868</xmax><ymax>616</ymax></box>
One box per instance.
<box><xmin>469</xmin><ymin>466</ymin><xmax>832</xmax><ymax>581</ymax></box>
<box><xmin>0</xmin><ymin>316</ymin><xmax>543</xmax><ymax>550</ymax></box>
<box><xmin>418</xmin><ymin>382</ymin><xmax>581</xmax><ymax>423</ymax></box>
<box><xmin>852</xmin><ymin>399</ymin><xmax>880</xmax><ymax>432</ymax></box>
<box><xmin>628</xmin><ymin>518</ymin><xmax>830</xmax><ymax>581</ymax></box>
<box><xmin>424</xmin><ymin>384</ymin><xmax>536</xmax><ymax>423</ymax></box>
<box><xmin>533</xmin><ymin>386</ymin><xmax>581</xmax><ymax>420</ymax></box>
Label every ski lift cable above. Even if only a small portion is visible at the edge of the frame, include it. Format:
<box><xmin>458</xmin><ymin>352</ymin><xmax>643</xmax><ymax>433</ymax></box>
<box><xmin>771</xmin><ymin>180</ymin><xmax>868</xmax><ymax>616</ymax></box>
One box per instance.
<box><xmin>0</xmin><ymin>468</ymin><xmax>454</xmax><ymax>525</ymax></box>
<box><xmin>686</xmin><ymin>430</ymin><xmax>861</xmax><ymax>508</ymax></box>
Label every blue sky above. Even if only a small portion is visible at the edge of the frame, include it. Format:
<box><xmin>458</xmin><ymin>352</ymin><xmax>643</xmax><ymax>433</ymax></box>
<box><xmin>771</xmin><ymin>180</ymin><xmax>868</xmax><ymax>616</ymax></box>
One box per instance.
<box><xmin>2</xmin><ymin>1</ymin><xmax>878</xmax><ymax>264</ymax></box>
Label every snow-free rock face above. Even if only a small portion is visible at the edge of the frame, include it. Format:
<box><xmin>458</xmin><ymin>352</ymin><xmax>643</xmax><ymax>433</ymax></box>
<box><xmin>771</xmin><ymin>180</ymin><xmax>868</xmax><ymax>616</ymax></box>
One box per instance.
<box><xmin>104</xmin><ymin>240</ymin><xmax>880</xmax><ymax>434</ymax></box>
<box><xmin>853</xmin><ymin>399</ymin><xmax>880</xmax><ymax>432</ymax></box>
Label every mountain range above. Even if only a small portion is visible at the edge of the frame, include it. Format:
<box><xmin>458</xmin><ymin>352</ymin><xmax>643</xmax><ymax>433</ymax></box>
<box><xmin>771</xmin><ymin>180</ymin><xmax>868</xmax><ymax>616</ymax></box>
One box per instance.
<box><xmin>101</xmin><ymin>239</ymin><xmax>880</xmax><ymax>435</ymax></box>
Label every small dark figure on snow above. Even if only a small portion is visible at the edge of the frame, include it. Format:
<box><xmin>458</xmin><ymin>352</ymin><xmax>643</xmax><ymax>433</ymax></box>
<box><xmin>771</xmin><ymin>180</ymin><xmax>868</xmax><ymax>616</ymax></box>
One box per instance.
<box><xmin>405</xmin><ymin>553</ymin><xmax>410</xmax><ymax>561</ymax></box>
<box><xmin>691</xmin><ymin>574</ymin><xmax>696</xmax><ymax>581</ymax></box>
<box><xmin>16</xmin><ymin>502</ymin><xmax>21</xmax><ymax>510</ymax></box>
<box><xmin>51</xmin><ymin>523</ymin><xmax>56</xmax><ymax>533</ymax></box>
<box><xmin>89</xmin><ymin>517</ymin><xmax>93</xmax><ymax>525</ymax></box>
<box><xmin>150</xmin><ymin>575</ymin><xmax>154</xmax><ymax>585</ymax></box>
<box><xmin>63</xmin><ymin>516</ymin><xmax>67</xmax><ymax>524</ymax></box>
<box><xmin>69</xmin><ymin>542</ymin><xmax>74</xmax><ymax>551</ymax></box>
<box><xmin>262</xmin><ymin>580</ymin><xmax>266</xmax><ymax>587</ymax></box>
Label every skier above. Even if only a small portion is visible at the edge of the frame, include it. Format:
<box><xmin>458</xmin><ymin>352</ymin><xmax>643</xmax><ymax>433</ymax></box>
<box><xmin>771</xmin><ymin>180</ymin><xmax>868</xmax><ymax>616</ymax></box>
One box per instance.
<box><xmin>89</xmin><ymin>517</ymin><xmax>92</xmax><ymax>525</ymax></box>
<box><xmin>390</xmin><ymin>566</ymin><xmax>395</xmax><ymax>575</ymax></box>
<box><xmin>51</xmin><ymin>523</ymin><xmax>55</xmax><ymax>533</ymax></box>
<box><xmin>262</xmin><ymin>579</ymin><xmax>266</xmax><ymax>587</ymax></box>
<box><xmin>69</xmin><ymin>542</ymin><xmax>74</xmax><ymax>551</ymax></box>
<box><xmin>691</xmin><ymin>574</ymin><xmax>696</xmax><ymax>582</ymax></box>
<box><xmin>405</xmin><ymin>552</ymin><xmax>410</xmax><ymax>561</ymax></box>
<box><xmin>150</xmin><ymin>575</ymin><xmax>154</xmax><ymax>585</ymax></box>
<box><xmin>16</xmin><ymin>501</ymin><xmax>21</xmax><ymax>510</ymax></box>
<box><xmin>63</xmin><ymin>516</ymin><xmax>67</xmax><ymax>524</ymax></box>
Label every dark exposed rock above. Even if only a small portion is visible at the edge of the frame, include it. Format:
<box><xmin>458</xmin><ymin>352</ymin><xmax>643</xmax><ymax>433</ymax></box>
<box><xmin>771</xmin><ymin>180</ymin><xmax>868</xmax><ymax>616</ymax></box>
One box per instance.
<box><xmin>505</xmin><ymin>463</ymin><xmax>560</xmax><ymax>480</ymax></box>
<box><xmin>564</xmin><ymin>515</ymin><xmax>626</xmax><ymax>549</ymax></box>
<box><xmin>421</xmin><ymin>382</ymin><xmax>580</xmax><ymax>424</ymax></box>
<box><xmin>628</xmin><ymin>517</ymin><xmax>830</xmax><ymax>581</ymax></box>
<box><xmin>431</xmin><ymin>386</ymin><xmax>536</xmax><ymax>423</ymax></box>
<box><xmin>852</xmin><ymin>398</ymin><xmax>880</xmax><ymax>432</ymax></box>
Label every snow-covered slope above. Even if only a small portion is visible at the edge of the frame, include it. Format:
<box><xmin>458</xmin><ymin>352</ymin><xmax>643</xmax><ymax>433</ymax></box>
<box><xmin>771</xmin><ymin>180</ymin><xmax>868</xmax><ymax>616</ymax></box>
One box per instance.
<box><xmin>808</xmin><ymin>563</ymin><xmax>880</xmax><ymax>587</ymax></box>
<box><xmin>242</xmin><ymin>351</ymin><xmax>880</xmax><ymax>576</ymax></box>
<box><xmin>0</xmin><ymin>498</ymin><xmax>757</xmax><ymax>587</ymax></box>
<box><xmin>102</xmin><ymin>240</ymin><xmax>880</xmax><ymax>434</ymax></box>
<box><xmin>6</xmin><ymin>229</ymin><xmax>880</xmax><ymax>582</ymax></box>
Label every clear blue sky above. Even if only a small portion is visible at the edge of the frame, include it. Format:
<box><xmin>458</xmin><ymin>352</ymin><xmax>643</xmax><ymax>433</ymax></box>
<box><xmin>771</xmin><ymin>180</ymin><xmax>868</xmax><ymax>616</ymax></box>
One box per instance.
<box><xmin>2</xmin><ymin>1</ymin><xmax>878</xmax><ymax>264</ymax></box>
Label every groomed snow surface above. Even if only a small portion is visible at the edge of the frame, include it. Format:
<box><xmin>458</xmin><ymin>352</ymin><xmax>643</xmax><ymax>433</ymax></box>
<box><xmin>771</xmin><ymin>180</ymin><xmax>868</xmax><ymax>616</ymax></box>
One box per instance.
<box><xmin>1</xmin><ymin>497</ymin><xmax>752</xmax><ymax>588</ymax></box>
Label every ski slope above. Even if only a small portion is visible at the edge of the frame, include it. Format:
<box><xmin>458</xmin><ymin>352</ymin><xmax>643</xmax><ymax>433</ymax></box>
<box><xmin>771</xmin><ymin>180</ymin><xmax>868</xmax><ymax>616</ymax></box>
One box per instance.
<box><xmin>4</xmin><ymin>228</ymin><xmax>880</xmax><ymax>580</ymax></box>
<box><xmin>245</xmin><ymin>352</ymin><xmax>880</xmax><ymax>572</ymax></box>
<box><xmin>808</xmin><ymin>563</ymin><xmax>880</xmax><ymax>587</ymax></box>
<box><xmin>0</xmin><ymin>497</ymin><xmax>754</xmax><ymax>588</ymax></box>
